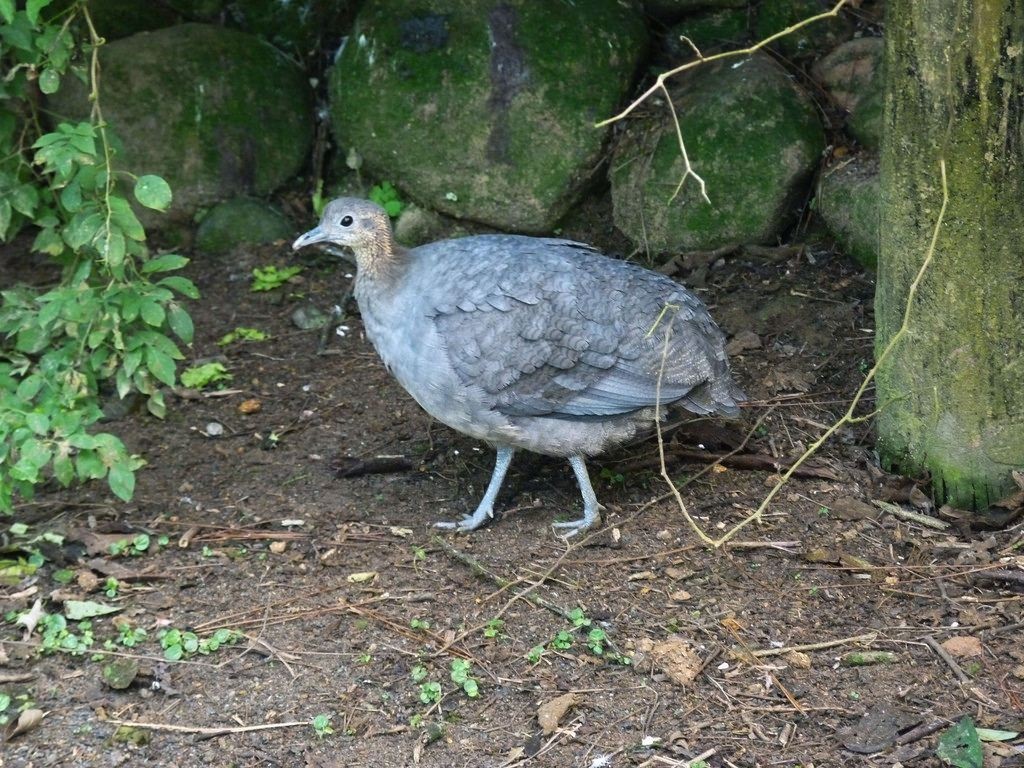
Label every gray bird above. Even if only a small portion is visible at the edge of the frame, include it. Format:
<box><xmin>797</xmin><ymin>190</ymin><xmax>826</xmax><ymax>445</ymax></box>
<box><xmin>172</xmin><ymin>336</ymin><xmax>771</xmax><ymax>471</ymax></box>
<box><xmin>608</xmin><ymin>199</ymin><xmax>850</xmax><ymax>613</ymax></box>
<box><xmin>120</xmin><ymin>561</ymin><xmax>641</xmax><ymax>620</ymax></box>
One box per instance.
<box><xmin>293</xmin><ymin>198</ymin><xmax>744</xmax><ymax>536</ymax></box>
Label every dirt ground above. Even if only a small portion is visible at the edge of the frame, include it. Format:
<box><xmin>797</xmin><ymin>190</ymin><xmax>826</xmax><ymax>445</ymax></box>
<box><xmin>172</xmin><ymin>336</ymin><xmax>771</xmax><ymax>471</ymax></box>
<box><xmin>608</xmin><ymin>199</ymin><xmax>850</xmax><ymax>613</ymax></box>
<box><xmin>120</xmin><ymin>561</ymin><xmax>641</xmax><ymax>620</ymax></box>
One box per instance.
<box><xmin>1</xmin><ymin>207</ymin><xmax>1022</xmax><ymax>768</ymax></box>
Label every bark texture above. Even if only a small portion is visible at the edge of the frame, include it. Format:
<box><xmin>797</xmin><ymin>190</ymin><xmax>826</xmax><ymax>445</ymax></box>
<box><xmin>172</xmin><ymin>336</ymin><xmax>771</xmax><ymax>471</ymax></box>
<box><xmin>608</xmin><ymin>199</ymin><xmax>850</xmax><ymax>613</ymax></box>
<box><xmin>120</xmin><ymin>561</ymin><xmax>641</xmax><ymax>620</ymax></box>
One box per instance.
<box><xmin>877</xmin><ymin>0</ymin><xmax>1024</xmax><ymax>508</ymax></box>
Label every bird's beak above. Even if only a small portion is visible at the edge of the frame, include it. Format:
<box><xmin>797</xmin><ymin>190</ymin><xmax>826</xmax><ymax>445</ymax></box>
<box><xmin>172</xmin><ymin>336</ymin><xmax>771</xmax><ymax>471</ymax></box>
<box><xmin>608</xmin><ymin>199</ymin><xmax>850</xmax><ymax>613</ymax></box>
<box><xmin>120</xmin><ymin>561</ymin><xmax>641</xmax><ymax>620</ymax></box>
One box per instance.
<box><xmin>292</xmin><ymin>225</ymin><xmax>328</xmax><ymax>251</ymax></box>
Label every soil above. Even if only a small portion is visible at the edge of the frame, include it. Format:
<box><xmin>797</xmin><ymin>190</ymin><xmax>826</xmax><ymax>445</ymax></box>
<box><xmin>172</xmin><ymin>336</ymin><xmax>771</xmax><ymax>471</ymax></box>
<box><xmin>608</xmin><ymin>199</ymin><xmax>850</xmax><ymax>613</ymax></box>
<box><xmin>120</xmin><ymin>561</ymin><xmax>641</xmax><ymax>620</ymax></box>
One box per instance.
<box><xmin>1</xmin><ymin>220</ymin><xmax>1022</xmax><ymax>768</ymax></box>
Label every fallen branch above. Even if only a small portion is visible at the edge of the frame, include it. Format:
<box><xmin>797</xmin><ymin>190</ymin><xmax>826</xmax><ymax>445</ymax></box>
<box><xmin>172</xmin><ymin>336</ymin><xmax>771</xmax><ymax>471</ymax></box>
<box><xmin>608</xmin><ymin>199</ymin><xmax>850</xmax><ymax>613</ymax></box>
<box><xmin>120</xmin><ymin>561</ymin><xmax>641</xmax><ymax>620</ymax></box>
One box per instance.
<box><xmin>102</xmin><ymin>718</ymin><xmax>309</xmax><ymax>737</ymax></box>
<box><xmin>872</xmin><ymin>500</ymin><xmax>949</xmax><ymax>530</ymax></box>
<box><xmin>921</xmin><ymin>635</ymin><xmax>970</xmax><ymax>684</ymax></box>
<box><xmin>748</xmin><ymin>632</ymin><xmax>877</xmax><ymax>658</ymax></box>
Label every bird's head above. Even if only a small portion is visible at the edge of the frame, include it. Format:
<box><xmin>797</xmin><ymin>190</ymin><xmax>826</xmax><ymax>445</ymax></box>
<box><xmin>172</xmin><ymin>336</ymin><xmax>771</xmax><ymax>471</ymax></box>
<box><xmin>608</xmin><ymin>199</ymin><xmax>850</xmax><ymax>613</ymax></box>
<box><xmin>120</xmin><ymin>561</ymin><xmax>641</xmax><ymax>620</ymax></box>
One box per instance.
<box><xmin>292</xmin><ymin>198</ymin><xmax>397</xmax><ymax>274</ymax></box>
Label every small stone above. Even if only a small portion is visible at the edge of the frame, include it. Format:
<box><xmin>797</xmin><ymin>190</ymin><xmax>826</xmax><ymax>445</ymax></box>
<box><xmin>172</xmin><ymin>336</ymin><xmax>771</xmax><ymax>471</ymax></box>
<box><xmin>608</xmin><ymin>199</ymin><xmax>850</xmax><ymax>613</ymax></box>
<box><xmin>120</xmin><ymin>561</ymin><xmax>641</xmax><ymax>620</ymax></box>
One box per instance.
<box><xmin>269</xmin><ymin>541</ymin><xmax>288</xmax><ymax>554</ymax></box>
<box><xmin>291</xmin><ymin>304</ymin><xmax>329</xmax><ymax>331</ymax></box>
<box><xmin>204</xmin><ymin>422</ymin><xmax>224</xmax><ymax>437</ymax></box>
<box><xmin>655</xmin><ymin>529</ymin><xmax>672</xmax><ymax>541</ymax></box>
<box><xmin>238</xmin><ymin>398</ymin><xmax>262</xmax><ymax>415</ymax></box>
<box><xmin>669</xmin><ymin>590</ymin><xmax>692</xmax><ymax>602</ymax></box>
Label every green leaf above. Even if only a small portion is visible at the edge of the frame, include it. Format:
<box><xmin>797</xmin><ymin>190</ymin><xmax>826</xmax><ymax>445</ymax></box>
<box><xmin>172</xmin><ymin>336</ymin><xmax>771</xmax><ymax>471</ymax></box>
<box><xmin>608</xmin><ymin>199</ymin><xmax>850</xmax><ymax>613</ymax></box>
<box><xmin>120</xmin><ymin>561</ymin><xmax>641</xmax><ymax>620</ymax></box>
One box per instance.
<box><xmin>75</xmin><ymin>450</ymin><xmax>105</xmax><ymax>480</ymax></box>
<box><xmin>167</xmin><ymin>304</ymin><xmax>193</xmax><ymax>344</ymax></box>
<box><xmin>25</xmin><ymin>412</ymin><xmax>50</xmax><ymax>435</ymax></box>
<box><xmin>134</xmin><ymin>175</ymin><xmax>172</xmax><ymax>212</ymax></box>
<box><xmin>60</xmin><ymin>181</ymin><xmax>82</xmax><ymax>212</ymax></box>
<box><xmin>139</xmin><ymin>299</ymin><xmax>165</xmax><ymax>327</ymax></box>
<box><xmin>163</xmin><ymin>644</ymin><xmax>183</xmax><ymax>661</ymax></box>
<box><xmin>107</xmin><ymin>462</ymin><xmax>135</xmax><ymax>501</ymax></box>
<box><xmin>11</xmin><ymin>184</ymin><xmax>39</xmax><ymax>217</ymax></box>
<box><xmin>144</xmin><ymin>347</ymin><xmax>176</xmax><ymax>387</ymax></box>
<box><xmin>0</xmin><ymin>199</ymin><xmax>11</xmax><ymax>239</ymax></box>
<box><xmin>64</xmin><ymin>600</ymin><xmax>120</xmax><ymax>621</ymax></box>
<box><xmin>96</xmin><ymin>229</ymin><xmax>126</xmax><ymax>268</ymax></box>
<box><xmin>937</xmin><ymin>717</ymin><xmax>983</xmax><ymax>768</ymax></box>
<box><xmin>975</xmin><ymin>728</ymin><xmax>1019</xmax><ymax>742</ymax></box>
<box><xmin>53</xmin><ymin>451</ymin><xmax>74</xmax><ymax>486</ymax></box>
<box><xmin>26</xmin><ymin>0</ymin><xmax>54</xmax><ymax>25</ymax></box>
<box><xmin>141</xmin><ymin>254</ymin><xmax>188</xmax><ymax>274</ymax></box>
<box><xmin>108</xmin><ymin>197</ymin><xmax>144</xmax><ymax>241</ymax></box>
<box><xmin>38</xmin><ymin>68</ymin><xmax>59</xmax><ymax>94</ymax></box>
<box><xmin>158</xmin><ymin>275</ymin><xmax>199</xmax><ymax>299</ymax></box>
<box><xmin>0</xmin><ymin>0</ymin><xmax>14</xmax><ymax>24</ymax></box>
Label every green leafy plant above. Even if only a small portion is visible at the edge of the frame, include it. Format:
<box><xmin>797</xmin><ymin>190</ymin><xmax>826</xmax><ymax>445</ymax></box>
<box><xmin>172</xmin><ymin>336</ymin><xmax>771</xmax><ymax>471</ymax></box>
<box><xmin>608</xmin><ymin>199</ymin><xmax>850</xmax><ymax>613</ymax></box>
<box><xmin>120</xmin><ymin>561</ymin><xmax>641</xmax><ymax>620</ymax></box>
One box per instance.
<box><xmin>410</xmin><ymin>618</ymin><xmax>430</xmax><ymax>632</ymax></box>
<box><xmin>411</xmin><ymin>664</ymin><xmax>429</xmax><ymax>683</ymax></box>
<box><xmin>450</xmin><ymin>658</ymin><xmax>479</xmax><ymax>698</ymax></box>
<box><xmin>158</xmin><ymin>627</ymin><xmax>240</xmax><ymax>661</ymax></box>
<box><xmin>103</xmin><ymin>577</ymin><xmax>119</xmax><ymax>598</ymax></box>
<box><xmin>418</xmin><ymin>680</ymin><xmax>442</xmax><ymax>704</ymax></box>
<box><xmin>568</xmin><ymin>607</ymin><xmax>591</xmax><ymax>629</ymax></box>
<box><xmin>550</xmin><ymin>630</ymin><xmax>573</xmax><ymax>650</ymax></box>
<box><xmin>586</xmin><ymin>627</ymin><xmax>607</xmax><ymax>656</ymax></box>
<box><xmin>217</xmin><ymin>326</ymin><xmax>269</xmax><ymax>345</ymax></box>
<box><xmin>312</xmin><ymin>713</ymin><xmax>334</xmax><ymax>739</ymax></box>
<box><xmin>482</xmin><ymin>618</ymin><xmax>504</xmax><ymax>639</ymax></box>
<box><xmin>1</xmin><ymin>2</ymin><xmax>195</xmax><ymax>511</ymax></box>
<box><xmin>368</xmin><ymin>181</ymin><xmax>404</xmax><ymax>218</ymax></box>
<box><xmin>38</xmin><ymin>612</ymin><xmax>94</xmax><ymax>655</ymax></box>
<box><xmin>180</xmin><ymin>362</ymin><xmax>232</xmax><ymax>390</ymax></box>
<box><xmin>251</xmin><ymin>265</ymin><xmax>302</xmax><ymax>292</ymax></box>
<box><xmin>526</xmin><ymin>645</ymin><xmax>545</xmax><ymax>664</ymax></box>
<box><xmin>599</xmin><ymin>467</ymin><xmax>625</xmax><ymax>486</ymax></box>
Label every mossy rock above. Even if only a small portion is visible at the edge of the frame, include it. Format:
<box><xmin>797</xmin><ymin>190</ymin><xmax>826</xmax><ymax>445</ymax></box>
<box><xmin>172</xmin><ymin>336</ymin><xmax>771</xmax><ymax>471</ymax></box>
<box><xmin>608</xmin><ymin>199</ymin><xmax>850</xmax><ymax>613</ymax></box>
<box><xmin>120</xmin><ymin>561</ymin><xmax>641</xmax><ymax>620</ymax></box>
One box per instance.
<box><xmin>815</xmin><ymin>155</ymin><xmax>879</xmax><ymax>270</ymax></box>
<box><xmin>644</xmin><ymin>0</ymin><xmax>748</xmax><ymax>24</ymax></box>
<box><xmin>329</xmin><ymin>0</ymin><xmax>648</xmax><ymax>233</ymax></box>
<box><xmin>223</xmin><ymin>1</ymin><xmax>356</xmax><ymax>61</ymax></box>
<box><xmin>813</xmin><ymin>37</ymin><xmax>884</xmax><ymax>150</ymax></box>
<box><xmin>610</xmin><ymin>54</ymin><xmax>824</xmax><ymax>255</ymax></box>
<box><xmin>195</xmin><ymin>198</ymin><xmax>293</xmax><ymax>255</ymax></box>
<box><xmin>753</xmin><ymin>0</ymin><xmax>852</xmax><ymax>59</ymax></box>
<box><xmin>665</xmin><ymin>8</ymin><xmax>750</xmax><ymax>60</ymax></box>
<box><xmin>47</xmin><ymin>24</ymin><xmax>313</xmax><ymax>225</ymax></box>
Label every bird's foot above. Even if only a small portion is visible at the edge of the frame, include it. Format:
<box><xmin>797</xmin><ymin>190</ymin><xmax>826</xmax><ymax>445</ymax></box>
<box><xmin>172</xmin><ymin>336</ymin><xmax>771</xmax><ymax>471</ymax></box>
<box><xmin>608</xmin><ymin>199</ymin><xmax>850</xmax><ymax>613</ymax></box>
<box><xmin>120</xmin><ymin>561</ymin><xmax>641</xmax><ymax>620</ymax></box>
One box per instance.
<box><xmin>551</xmin><ymin>505</ymin><xmax>604</xmax><ymax>539</ymax></box>
<box><xmin>433</xmin><ymin>507</ymin><xmax>494</xmax><ymax>533</ymax></box>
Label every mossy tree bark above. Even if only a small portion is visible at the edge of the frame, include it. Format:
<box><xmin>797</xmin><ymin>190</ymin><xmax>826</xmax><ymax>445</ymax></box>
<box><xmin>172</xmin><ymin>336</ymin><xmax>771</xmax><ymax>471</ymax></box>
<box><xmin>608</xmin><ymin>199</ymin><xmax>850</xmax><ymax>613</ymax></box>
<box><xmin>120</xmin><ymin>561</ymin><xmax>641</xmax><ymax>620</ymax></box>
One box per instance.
<box><xmin>877</xmin><ymin>0</ymin><xmax>1024</xmax><ymax>509</ymax></box>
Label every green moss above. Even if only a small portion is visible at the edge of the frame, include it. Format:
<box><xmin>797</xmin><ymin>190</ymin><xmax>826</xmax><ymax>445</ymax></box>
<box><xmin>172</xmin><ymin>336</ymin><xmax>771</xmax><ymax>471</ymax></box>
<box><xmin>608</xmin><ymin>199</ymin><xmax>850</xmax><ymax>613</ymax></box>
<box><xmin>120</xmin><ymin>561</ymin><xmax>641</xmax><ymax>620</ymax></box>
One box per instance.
<box><xmin>611</xmin><ymin>54</ymin><xmax>824</xmax><ymax>254</ymax></box>
<box><xmin>330</xmin><ymin>0</ymin><xmax>647</xmax><ymax>232</ymax></box>
<box><xmin>816</xmin><ymin>156</ymin><xmax>879</xmax><ymax>269</ymax></box>
<box><xmin>877</xmin><ymin>0</ymin><xmax>1024</xmax><ymax>511</ymax></box>
<box><xmin>47</xmin><ymin>24</ymin><xmax>312</xmax><ymax>225</ymax></box>
<box><xmin>666</xmin><ymin>8</ymin><xmax>749</xmax><ymax>59</ymax></box>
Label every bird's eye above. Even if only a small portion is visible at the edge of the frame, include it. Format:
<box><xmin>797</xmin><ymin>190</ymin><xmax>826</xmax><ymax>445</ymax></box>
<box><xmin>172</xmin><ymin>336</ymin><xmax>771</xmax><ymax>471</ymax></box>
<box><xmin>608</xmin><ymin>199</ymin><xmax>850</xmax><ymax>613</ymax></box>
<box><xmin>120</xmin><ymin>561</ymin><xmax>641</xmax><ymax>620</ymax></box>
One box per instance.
<box><xmin>340</xmin><ymin>215</ymin><xmax>353</xmax><ymax>227</ymax></box>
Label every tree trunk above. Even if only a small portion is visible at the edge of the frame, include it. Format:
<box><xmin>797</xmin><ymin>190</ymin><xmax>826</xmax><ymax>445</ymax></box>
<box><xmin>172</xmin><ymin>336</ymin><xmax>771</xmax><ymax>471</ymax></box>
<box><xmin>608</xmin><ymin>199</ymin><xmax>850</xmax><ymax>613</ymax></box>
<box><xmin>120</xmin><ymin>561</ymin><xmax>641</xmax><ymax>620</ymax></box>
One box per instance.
<box><xmin>877</xmin><ymin>0</ymin><xmax>1024</xmax><ymax>509</ymax></box>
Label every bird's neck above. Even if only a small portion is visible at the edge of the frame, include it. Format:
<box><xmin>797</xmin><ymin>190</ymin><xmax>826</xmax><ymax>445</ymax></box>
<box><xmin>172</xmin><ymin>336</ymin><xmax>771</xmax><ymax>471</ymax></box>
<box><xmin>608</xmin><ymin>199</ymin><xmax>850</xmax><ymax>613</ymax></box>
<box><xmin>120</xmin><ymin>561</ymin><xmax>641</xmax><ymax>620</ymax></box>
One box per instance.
<box><xmin>356</xmin><ymin>232</ymin><xmax>408</xmax><ymax>286</ymax></box>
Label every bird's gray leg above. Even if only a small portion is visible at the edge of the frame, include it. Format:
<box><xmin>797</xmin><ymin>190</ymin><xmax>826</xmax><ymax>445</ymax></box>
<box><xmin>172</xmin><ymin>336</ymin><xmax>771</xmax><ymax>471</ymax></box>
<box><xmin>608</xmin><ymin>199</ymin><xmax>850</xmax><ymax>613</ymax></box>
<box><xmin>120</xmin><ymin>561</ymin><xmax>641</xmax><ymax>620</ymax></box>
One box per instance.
<box><xmin>434</xmin><ymin>446</ymin><xmax>515</xmax><ymax>532</ymax></box>
<box><xmin>552</xmin><ymin>455</ymin><xmax>604</xmax><ymax>537</ymax></box>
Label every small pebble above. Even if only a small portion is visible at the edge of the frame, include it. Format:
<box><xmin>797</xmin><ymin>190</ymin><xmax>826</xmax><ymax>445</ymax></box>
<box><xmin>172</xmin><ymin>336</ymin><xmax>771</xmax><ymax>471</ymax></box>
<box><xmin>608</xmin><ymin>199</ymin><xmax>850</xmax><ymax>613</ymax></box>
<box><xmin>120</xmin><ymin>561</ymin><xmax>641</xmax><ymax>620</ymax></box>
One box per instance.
<box><xmin>204</xmin><ymin>422</ymin><xmax>224</xmax><ymax>437</ymax></box>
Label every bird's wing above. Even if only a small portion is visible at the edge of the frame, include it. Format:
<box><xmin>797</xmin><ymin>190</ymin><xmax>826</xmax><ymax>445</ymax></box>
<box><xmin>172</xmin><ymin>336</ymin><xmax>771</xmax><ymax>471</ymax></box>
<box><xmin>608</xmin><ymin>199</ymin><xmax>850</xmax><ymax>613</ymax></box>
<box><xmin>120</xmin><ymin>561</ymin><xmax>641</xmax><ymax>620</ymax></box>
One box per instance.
<box><xmin>427</xmin><ymin>239</ymin><xmax>737</xmax><ymax>419</ymax></box>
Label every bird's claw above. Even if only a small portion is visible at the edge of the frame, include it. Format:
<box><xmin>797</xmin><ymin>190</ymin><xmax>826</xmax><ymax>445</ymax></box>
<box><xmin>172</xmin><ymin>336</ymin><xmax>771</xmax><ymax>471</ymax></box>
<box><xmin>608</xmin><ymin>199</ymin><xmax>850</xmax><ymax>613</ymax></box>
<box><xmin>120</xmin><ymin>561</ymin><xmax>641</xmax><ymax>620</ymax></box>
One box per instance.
<box><xmin>433</xmin><ymin>511</ymin><xmax>493</xmax><ymax>533</ymax></box>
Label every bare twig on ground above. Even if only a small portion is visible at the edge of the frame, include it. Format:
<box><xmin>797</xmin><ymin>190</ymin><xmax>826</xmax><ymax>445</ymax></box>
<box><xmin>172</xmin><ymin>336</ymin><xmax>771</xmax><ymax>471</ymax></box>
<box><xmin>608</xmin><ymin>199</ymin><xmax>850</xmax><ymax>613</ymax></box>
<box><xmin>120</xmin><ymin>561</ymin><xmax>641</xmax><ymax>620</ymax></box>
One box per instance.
<box><xmin>921</xmin><ymin>635</ymin><xmax>970</xmax><ymax>684</ymax></box>
<box><xmin>102</xmin><ymin>718</ymin><xmax>309</xmax><ymax>737</ymax></box>
<box><xmin>748</xmin><ymin>632</ymin><xmax>878</xmax><ymax>658</ymax></box>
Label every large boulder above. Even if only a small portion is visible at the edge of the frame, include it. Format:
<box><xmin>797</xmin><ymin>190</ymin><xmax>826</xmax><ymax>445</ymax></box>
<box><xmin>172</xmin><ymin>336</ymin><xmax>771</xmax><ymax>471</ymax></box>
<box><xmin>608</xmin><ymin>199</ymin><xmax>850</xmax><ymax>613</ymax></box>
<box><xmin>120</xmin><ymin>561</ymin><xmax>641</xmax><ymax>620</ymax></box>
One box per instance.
<box><xmin>611</xmin><ymin>54</ymin><xmax>824</xmax><ymax>255</ymax></box>
<box><xmin>816</xmin><ymin>155</ymin><xmax>879</xmax><ymax>269</ymax></box>
<box><xmin>329</xmin><ymin>0</ymin><xmax>647</xmax><ymax>233</ymax></box>
<box><xmin>664</xmin><ymin>7</ymin><xmax>749</xmax><ymax>61</ymax></box>
<box><xmin>753</xmin><ymin>0</ymin><xmax>853</xmax><ymax>59</ymax></box>
<box><xmin>195</xmin><ymin>198</ymin><xmax>293</xmax><ymax>255</ymax></box>
<box><xmin>813</xmin><ymin>37</ymin><xmax>884</xmax><ymax>150</ymax></box>
<box><xmin>644</xmin><ymin>0</ymin><xmax>747</xmax><ymax>24</ymax></box>
<box><xmin>47</xmin><ymin>24</ymin><xmax>313</xmax><ymax>224</ymax></box>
